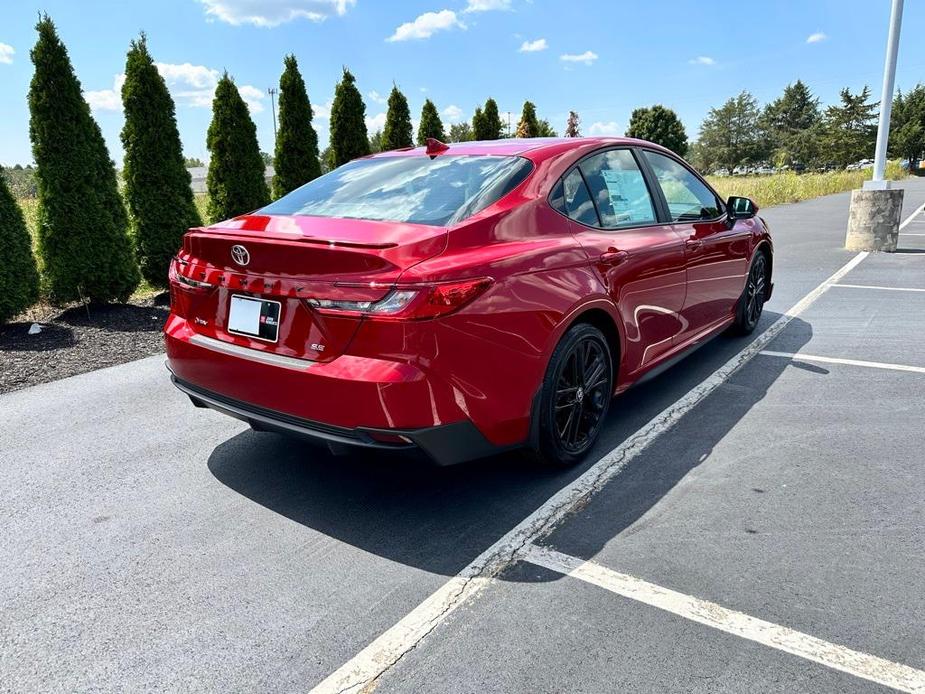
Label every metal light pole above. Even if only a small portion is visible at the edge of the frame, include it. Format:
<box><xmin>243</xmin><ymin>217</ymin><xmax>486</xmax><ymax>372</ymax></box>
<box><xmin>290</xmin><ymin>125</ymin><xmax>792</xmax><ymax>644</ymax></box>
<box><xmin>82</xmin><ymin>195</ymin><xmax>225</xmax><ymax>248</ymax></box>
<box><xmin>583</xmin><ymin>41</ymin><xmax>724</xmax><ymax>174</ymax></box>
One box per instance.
<box><xmin>845</xmin><ymin>0</ymin><xmax>905</xmax><ymax>252</ymax></box>
<box><xmin>267</xmin><ymin>87</ymin><xmax>278</xmax><ymax>144</ymax></box>
<box><xmin>866</xmin><ymin>0</ymin><xmax>904</xmax><ymax>189</ymax></box>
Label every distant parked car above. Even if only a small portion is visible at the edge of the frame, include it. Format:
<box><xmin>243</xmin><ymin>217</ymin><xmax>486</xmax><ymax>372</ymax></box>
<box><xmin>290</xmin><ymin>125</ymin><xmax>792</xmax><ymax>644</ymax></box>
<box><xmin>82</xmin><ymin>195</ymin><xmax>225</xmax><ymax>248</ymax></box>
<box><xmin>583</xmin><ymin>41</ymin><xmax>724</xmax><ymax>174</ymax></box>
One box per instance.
<box><xmin>166</xmin><ymin>137</ymin><xmax>773</xmax><ymax>466</ymax></box>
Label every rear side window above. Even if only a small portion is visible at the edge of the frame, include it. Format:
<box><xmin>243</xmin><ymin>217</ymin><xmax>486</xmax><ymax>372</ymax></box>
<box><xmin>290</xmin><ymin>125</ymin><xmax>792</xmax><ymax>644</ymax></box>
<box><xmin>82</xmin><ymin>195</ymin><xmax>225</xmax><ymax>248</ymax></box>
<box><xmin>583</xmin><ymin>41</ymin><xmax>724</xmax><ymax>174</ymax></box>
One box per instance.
<box><xmin>643</xmin><ymin>150</ymin><xmax>723</xmax><ymax>221</ymax></box>
<box><xmin>578</xmin><ymin>150</ymin><xmax>657</xmax><ymax>229</ymax></box>
<box><xmin>261</xmin><ymin>155</ymin><xmax>533</xmax><ymax>227</ymax></box>
<box><xmin>559</xmin><ymin>169</ymin><xmax>599</xmax><ymax>227</ymax></box>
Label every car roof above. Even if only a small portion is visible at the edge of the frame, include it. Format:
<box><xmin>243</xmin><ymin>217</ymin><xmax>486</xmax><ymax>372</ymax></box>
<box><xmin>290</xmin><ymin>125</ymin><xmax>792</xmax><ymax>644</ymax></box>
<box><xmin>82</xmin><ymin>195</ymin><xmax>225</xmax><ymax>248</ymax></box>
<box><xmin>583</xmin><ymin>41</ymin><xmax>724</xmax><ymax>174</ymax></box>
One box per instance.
<box><xmin>368</xmin><ymin>136</ymin><xmax>667</xmax><ymax>163</ymax></box>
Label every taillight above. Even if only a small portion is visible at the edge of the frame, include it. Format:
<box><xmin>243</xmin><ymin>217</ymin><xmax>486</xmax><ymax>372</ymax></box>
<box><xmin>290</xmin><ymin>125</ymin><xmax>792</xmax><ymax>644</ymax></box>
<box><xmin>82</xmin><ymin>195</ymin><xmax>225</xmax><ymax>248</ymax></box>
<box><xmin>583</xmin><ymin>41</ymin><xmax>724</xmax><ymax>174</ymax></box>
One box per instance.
<box><xmin>307</xmin><ymin>278</ymin><xmax>492</xmax><ymax>320</ymax></box>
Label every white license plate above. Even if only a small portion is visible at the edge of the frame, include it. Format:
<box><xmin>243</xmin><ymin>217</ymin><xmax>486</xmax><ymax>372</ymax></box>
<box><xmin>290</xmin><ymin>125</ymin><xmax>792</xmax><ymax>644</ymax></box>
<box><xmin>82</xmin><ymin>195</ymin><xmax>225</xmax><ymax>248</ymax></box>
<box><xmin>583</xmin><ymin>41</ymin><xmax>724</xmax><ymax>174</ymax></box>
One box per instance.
<box><xmin>228</xmin><ymin>295</ymin><xmax>281</xmax><ymax>343</ymax></box>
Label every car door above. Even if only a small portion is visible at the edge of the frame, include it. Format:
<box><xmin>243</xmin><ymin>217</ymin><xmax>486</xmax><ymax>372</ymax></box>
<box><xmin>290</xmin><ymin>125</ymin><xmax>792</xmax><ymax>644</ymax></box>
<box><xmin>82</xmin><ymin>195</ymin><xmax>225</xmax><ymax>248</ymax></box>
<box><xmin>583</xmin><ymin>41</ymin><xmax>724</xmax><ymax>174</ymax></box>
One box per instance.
<box><xmin>641</xmin><ymin>149</ymin><xmax>750</xmax><ymax>346</ymax></box>
<box><xmin>551</xmin><ymin>148</ymin><xmax>687</xmax><ymax>379</ymax></box>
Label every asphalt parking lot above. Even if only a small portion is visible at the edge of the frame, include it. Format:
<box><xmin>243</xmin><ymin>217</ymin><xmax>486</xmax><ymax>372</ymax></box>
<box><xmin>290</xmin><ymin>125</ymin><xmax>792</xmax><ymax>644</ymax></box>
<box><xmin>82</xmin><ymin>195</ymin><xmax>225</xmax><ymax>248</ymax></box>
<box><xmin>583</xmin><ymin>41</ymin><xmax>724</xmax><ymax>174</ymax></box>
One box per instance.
<box><xmin>2</xmin><ymin>180</ymin><xmax>925</xmax><ymax>693</ymax></box>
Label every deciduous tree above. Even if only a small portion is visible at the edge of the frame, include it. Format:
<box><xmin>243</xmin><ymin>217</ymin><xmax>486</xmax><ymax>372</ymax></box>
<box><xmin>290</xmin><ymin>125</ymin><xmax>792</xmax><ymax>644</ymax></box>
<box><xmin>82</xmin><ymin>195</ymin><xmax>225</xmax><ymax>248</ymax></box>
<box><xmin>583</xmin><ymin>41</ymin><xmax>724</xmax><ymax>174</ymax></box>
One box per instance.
<box><xmin>565</xmin><ymin>110</ymin><xmax>581</xmax><ymax>137</ymax></box>
<box><xmin>626</xmin><ymin>104</ymin><xmax>689</xmax><ymax>155</ymax></box>
<box><xmin>206</xmin><ymin>73</ymin><xmax>270</xmax><ymax>222</ymax></box>
<box><xmin>29</xmin><ymin>15</ymin><xmax>139</xmax><ymax>303</ymax></box>
<box><xmin>449</xmin><ymin>122</ymin><xmax>474</xmax><ymax>142</ymax></box>
<box><xmin>272</xmin><ymin>54</ymin><xmax>321</xmax><ymax>199</ymax></box>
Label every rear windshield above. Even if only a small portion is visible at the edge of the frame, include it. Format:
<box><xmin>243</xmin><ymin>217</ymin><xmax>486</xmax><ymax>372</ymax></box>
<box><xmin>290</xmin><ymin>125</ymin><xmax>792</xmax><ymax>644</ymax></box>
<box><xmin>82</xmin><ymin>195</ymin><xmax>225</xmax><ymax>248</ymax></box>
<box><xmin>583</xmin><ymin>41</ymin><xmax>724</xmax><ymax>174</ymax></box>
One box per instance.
<box><xmin>260</xmin><ymin>155</ymin><xmax>533</xmax><ymax>226</ymax></box>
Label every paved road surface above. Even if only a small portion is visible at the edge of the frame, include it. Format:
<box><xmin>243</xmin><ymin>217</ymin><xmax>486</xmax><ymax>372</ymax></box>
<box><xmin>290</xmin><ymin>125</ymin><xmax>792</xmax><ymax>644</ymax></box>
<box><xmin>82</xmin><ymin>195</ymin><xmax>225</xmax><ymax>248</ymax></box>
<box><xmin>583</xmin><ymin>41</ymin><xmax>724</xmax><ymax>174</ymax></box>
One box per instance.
<box><xmin>2</xmin><ymin>180</ymin><xmax>924</xmax><ymax>692</ymax></box>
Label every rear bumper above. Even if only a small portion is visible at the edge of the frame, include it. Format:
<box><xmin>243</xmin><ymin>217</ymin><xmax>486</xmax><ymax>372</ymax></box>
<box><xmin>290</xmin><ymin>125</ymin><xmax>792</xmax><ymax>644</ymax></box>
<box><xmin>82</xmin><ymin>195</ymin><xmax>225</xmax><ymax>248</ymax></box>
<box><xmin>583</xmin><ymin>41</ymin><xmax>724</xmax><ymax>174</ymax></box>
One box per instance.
<box><xmin>171</xmin><ymin>374</ymin><xmax>506</xmax><ymax>466</ymax></box>
<box><xmin>164</xmin><ymin>316</ymin><xmax>513</xmax><ymax>464</ymax></box>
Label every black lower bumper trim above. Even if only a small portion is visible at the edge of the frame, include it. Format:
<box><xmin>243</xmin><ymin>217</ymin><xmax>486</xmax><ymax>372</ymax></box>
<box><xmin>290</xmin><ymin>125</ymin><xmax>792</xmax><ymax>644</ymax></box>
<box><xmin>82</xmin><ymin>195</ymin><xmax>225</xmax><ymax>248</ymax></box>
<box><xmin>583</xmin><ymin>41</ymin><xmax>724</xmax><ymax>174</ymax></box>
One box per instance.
<box><xmin>170</xmin><ymin>374</ymin><xmax>511</xmax><ymax>465</ymax></box>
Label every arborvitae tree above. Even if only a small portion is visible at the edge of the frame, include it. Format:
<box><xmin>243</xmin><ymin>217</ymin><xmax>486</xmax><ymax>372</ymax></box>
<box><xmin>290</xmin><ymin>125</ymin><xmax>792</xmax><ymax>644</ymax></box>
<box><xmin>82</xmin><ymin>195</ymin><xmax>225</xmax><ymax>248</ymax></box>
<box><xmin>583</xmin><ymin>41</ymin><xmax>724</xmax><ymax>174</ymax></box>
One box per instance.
<box><xmin>382</xmin><ymin>85</ymin><xmax>413</xmax><ymax>150</ymax></box>
<box><xmin>330</xmin><ymin>68</ymin><xmax>370</xmax><ymax>167</ymax></box>
<box><xmin>515</xmin><ymin>100</ymin><xmax>540</xmax><ymax>138</ymax></box>
<box><xmin>0</xmin><ymin>170</ymin><xmax>39</xmax><ymax>321</ymax></box>
<box><xmin>29</xmin><ymin>15</ymin><xmax>139</xmax><ymax>303</ymax></box>
<box><xmin>483</xmin><ymin>98</ymin><xmax>503</xmax><ymax>139</ymax></box>
<box><xmin>822</xmin><ymin>86</ymin><xmax>878</xmax><ymax>169</ymax></box>
<box><xmin>121</xmin><ymin>34</ymin><xmax>201</xmax><ymax>288</ymax></box>
<box><xmin>626</xmin><ymin>104</ymin><xmax>689</xmax><ymax>155</ymax></box>
<box><xmin>565</xmin><ymin>110</ymin><xmax>581</xmax><ymax>137</ymax></box>
<box><xmin>206</xmin><ymin>73</ymin><xmax>269</xmax><ymax>222</ymax></box>
<box><xmin>472</xmin><ymin>106</ymin><xmax>488</xmax><ymax>140</ymax></box>
<box><xmin>273</xmin><ymin>54</ymin><xmax>321</xmax><ymax>199</ymax></box>
<box><xmin>417</xmin><ymin>99</ymin><xmax>446</xmax><ymax>144</ymax></box>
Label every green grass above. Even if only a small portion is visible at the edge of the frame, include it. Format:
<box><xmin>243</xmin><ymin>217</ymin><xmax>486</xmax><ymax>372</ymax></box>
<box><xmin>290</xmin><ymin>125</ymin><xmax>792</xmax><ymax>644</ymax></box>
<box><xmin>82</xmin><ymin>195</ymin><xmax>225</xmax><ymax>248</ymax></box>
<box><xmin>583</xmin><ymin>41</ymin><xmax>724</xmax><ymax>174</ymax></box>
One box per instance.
<box><xmin>706</xmin><ymin>161</ymin><xmax>907</xmax><ymax>208</ymax></box>
<box><xmin>194</xmin><ymin>193</ymin><xmax>209</xmax><ymax>225</ymax></box>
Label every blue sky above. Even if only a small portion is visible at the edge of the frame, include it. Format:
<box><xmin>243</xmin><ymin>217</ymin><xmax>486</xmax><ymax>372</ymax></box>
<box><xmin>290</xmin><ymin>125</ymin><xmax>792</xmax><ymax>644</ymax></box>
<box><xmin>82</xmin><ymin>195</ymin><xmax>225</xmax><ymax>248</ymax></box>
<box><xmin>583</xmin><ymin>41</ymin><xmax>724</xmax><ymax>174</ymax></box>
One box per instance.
<box><xmin>1</xmin><ymin>0</ymin><xmax>924</xmax><ymax>167</ymax></box>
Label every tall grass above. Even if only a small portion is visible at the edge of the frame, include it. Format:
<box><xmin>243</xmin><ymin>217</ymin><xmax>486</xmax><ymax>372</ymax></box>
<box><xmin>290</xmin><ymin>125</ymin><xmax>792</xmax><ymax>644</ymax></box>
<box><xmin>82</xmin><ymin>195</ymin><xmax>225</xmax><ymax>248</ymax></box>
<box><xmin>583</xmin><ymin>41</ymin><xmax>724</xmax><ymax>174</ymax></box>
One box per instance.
<box><xmin>706</xmin><ymin>161</ymin><xmax>907</xmax><ymax>208</ymax></box>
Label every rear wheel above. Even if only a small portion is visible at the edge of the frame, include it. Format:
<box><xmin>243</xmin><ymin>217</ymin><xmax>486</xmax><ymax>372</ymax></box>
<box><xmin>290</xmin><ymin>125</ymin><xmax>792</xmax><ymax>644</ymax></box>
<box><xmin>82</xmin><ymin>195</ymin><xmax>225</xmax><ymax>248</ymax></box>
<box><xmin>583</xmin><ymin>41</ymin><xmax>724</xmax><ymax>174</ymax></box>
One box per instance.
<box><xmin>530</xmin><ymin>323</ymin><xmax>614</xmax><ymax>466</ymax></box>
<box><xmin>730</xmin><ymin>251</ymin><xmax>768</xmax><ymax>335</ymax></box>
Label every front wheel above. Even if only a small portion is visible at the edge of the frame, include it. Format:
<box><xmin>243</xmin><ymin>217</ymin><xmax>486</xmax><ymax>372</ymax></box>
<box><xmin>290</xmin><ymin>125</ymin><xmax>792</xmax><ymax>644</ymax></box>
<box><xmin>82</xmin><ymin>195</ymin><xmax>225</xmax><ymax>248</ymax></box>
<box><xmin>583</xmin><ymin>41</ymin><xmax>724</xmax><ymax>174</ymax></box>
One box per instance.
<box><xmin>529</xmin><ymin>323</ymin><xmax>614</xmax><ymax>466</ymax></box>
<box><xmin>730</xmin><ymin>251</ymin><xmax>769</xmax><ymax>335</ymax></box>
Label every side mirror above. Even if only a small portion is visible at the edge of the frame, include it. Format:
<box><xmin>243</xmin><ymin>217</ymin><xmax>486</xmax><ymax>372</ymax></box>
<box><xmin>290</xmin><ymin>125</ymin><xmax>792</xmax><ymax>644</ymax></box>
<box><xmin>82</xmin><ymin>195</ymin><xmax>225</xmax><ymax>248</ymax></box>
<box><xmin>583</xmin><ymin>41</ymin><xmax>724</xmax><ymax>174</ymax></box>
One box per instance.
<box><xmin>727</xmin><ymin>196</ymin><xmax>758</xmax><ymax>222</ymax></box>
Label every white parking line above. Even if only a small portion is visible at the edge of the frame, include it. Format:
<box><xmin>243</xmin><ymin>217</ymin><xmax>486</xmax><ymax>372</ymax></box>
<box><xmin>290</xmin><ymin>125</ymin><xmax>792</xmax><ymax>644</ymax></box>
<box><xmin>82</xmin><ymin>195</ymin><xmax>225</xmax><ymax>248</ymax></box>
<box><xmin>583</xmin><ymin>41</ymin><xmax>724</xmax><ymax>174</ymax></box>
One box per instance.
<box><xmin>521</xmin><ymin>544</ymin><xmax>925</xmax><ymax>694</ymax></box>
<box><xmin>310</xmin><ymin>251</ymin><xmax>870</xmax><ymax>694</ymax></box>
<box><xmin>761</xmin><ymin>351</ymin><xmax>925</xmax><ymax>375</ymax></box>
<box><xmin>832</xmin><ymin>284</ymin><xmax>925</xmax><ymax>293</ymax></box>
<box><xmin>899</xmin><ymin>203</ymin><xmax>925</xmax><ymax>230</ymax></box>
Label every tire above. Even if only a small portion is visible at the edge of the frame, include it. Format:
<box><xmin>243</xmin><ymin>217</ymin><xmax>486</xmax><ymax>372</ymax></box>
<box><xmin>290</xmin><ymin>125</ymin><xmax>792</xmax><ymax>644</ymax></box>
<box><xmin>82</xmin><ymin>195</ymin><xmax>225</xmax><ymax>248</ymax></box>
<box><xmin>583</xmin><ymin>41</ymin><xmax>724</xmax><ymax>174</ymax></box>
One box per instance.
<box><xmin>528</xmin><ymin>323</ymin><xmax>614</xmax><ymax>466</ymax></box>
<box><xmin>730</xmin><ymin>250</ymin><xmax>769</xmax><ymax>336</ymax></box>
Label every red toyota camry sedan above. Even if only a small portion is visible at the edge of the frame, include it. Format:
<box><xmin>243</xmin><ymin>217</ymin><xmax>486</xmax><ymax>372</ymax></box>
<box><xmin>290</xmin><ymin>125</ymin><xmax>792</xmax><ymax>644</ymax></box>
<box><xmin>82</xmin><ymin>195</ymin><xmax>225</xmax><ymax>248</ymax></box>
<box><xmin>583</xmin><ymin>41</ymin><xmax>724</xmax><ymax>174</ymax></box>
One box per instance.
<box><xmin>165</xmin><ymin>137</ymin><xmax>772</xmax><ymax>466</ymax></box>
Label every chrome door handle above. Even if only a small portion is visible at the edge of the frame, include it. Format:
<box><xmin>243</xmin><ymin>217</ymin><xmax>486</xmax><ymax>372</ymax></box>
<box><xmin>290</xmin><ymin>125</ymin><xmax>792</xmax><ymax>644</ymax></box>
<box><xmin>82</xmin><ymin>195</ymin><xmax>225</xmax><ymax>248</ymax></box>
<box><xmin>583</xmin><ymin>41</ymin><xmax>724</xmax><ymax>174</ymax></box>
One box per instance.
<box><xmin>685</xmin><ymin>239</ymin><xmax>704</xmax><ymax>249</ymax></box>
<box><xmin>599</xmin><ymin>249</ymin><xmax>629</xmax><ymax>265</ymax></box>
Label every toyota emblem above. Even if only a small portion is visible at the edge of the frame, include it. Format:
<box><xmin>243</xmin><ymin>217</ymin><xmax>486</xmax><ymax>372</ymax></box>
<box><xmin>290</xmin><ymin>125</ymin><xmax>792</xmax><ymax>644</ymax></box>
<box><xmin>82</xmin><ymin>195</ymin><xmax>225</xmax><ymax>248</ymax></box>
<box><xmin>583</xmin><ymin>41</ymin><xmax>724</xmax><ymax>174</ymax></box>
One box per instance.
<box><xmin>231</xmin><ymin>245</ymin><xmax>250</xmax><ymax>266</ymax></box>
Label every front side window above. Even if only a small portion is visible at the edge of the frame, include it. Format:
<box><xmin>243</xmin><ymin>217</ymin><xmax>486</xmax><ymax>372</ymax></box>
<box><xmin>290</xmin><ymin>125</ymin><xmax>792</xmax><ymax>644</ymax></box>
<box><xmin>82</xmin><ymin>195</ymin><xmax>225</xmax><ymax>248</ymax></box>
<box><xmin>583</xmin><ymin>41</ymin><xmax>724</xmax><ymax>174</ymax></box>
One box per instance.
<box><xmin>578</xmin><ymin>149</ymin><xmax>657</xmax><ymax>229</ymax></box>
<box><xmin>261</xmin><ymin>155</ymin><xmax>532</xmax><ymax>227</ymax></box>
<box><xmin>643</xmin><ymin>150</ymin><xmax>723</xmax><ymax>222</ymax></box>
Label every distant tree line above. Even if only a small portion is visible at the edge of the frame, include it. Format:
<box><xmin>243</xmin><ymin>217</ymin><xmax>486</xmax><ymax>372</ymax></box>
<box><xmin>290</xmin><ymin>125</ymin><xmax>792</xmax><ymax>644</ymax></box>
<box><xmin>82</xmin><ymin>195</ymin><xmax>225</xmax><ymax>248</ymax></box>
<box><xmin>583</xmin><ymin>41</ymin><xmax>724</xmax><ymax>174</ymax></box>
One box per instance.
<box><xmin>686</xmin><ymin>81</ymin><xmax>925</xmax><ymax>174</ymax></box>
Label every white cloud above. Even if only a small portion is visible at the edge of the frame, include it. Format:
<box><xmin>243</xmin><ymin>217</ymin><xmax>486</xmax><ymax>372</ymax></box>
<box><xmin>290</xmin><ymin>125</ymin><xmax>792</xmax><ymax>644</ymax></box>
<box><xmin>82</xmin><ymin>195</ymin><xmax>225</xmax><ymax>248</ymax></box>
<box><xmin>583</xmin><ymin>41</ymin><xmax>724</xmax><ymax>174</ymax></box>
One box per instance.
<box><xmin>688</xmin><ymin>55</ymin><xmax>716</xmax><ymax>65</ymax></box>
<box><xmin>419</xmin><ymin>87</ymin><xmax>428</xmax><ymax>93</ymax></box>
<box><xmin>388</xmin><ymin>10</ymin><xmax>465</xmax><ymax>42</ymax></box>
<box><xmin>806</xmin><ymin>32</ymin><xmax>827</xmax><ymax>44</ymax></box>
<box><xmin>313</xmin><ymin>99</ymin><xmax>334</xmax><ymax>119</ymax></box>
<box><xmin>85</xmin><ymin>63</ymin><xmax>264</xmax><ymax>113</ymax></box>
<box><xmin>560</xmin><ymin>50</ymin><xmax>597</xmax><ymax>66</ymax></box>
<box><xmin>442</xmin><ymin>104</ymin><xmax>464</xmax><ymax>122</ymax></box>
<box><xmin>366</xmin><ymin>112</ymin><xmax>387</xmax><ymax>132</ymax></box>
<box><xmin>0</xmin><ymin>42</ymin><xmax>14</xmax><ymax>65</ymax></box>
<box><xmin>464</xmin><ymin>0</ymin><xmax>511</xmax><ymax>11</ymax></box>
<box><xmin>519</xmin><ymin>38</ymin><xmax>547</xmax><ymax>53</ymax></box>
<box><xmin>368</xmin><ymin>90</ymin><xmax>387</xmax><ymax>104</ymax></box>
<box><xmin>199</xmin><ymin>0</ymin><xmax>355</xmax><ymax>26</ymax></box>
<box><xmin>85</xmin><ymin>74</ymin><xmax>126</xmax><ymax>111</ymax></box>
<box><xmin>588</xmin><ymin>121</ymin><xmax>620</xmax><ymax>136</ymax></box>
<box><xmin>237</xmin><ymin>85</ymin><xmax>266</xmax><ymax>113</ymax></box>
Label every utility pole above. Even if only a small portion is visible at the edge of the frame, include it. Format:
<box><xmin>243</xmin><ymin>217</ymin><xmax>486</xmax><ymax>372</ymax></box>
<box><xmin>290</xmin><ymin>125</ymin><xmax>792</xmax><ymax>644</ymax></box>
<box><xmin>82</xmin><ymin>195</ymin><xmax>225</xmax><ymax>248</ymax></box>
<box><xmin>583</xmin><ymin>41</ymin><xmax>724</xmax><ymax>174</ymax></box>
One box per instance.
<box><xmin>845</xmin><ymin>0</ymin><xmax>905</xmax><ymax>252</ymax></box>
<box><xmin>267</xmin><ymin>87</ymin><xmax>278</xmax><ymax>144</ymax></box>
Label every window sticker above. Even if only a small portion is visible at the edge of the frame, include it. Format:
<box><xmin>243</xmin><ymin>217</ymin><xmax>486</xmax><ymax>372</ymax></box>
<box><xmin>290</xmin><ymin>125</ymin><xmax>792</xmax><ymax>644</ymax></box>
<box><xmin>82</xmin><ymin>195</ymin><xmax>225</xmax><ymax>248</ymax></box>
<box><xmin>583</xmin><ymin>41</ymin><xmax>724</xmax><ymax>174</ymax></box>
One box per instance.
<box><xmin>601</xmin><ymin>169</ymin><xmax>652</xmax><ymax>224</ymax></box>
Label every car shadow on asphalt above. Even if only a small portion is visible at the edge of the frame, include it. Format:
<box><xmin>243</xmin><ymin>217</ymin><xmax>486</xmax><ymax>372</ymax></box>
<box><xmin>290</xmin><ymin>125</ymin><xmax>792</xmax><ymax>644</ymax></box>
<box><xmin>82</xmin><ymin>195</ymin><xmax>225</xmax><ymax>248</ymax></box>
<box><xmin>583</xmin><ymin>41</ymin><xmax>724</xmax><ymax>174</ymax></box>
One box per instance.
<box><xmin>207</xmin><ymin>313</ymin><xmax>812</xmax><ymax>579</ymax></box>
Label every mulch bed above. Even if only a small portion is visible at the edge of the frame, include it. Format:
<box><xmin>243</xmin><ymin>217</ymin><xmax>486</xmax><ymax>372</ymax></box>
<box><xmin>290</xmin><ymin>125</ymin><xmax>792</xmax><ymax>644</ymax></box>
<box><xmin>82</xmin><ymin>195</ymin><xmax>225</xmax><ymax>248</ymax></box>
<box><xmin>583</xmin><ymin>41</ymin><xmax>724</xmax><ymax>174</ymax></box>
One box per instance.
<box><xmin>0</xmin><ymin>295</ymin><xmax>170</xmax><ymax>394</ymax></box>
